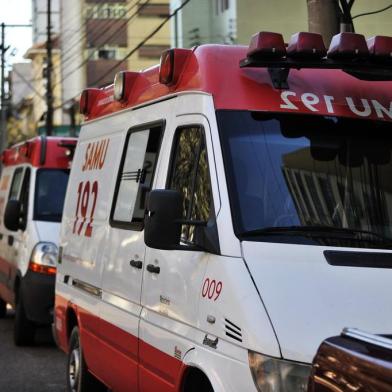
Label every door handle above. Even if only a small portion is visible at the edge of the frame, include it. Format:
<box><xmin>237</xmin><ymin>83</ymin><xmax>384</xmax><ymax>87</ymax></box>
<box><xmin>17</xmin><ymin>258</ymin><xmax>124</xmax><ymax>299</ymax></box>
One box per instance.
<box><xmin>146</xmin><ymin>264</ymin><xmax>160</xmax><ymax>274</ymax></box>
<box><xmin>8</xmin><ymin>235</ymin><xmax>14</xmax><ymax>246</ymax></box>
<box><xmin>129</xmin><ymin>259</ymin><xmax>143</xmax><ymax>269</ymax></box>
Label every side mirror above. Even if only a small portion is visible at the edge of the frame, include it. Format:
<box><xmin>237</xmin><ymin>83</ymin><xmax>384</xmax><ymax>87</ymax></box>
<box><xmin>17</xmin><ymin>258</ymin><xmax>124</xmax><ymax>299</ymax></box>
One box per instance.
<box><xmin>144</xmin><ymin>189</ymin><xmax>182</xmax><ymax>250</ymax></box>
<box><xmin>4</xmin><ymin>200</ymin><xmax>22</xmax><ymax>231</ymax></box>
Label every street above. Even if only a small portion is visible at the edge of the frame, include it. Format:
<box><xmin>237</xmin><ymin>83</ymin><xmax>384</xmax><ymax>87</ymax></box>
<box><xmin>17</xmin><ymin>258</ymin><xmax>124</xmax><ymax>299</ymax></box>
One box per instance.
<box><xmin>0</xmin><ymin>306</ymin><xmax>66</xmax><ymax>392</ymax></box>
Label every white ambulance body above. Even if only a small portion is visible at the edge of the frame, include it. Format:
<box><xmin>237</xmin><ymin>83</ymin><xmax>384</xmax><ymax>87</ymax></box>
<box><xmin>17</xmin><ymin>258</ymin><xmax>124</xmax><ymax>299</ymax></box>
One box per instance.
<box><xmin>56</xmin><ymin>33</ymin><xmax>392</xmax><ymax>392</ymax></box>
<box><xmin>0</xmin><ymin>136</ymin><xmax>76</xmax><ymax>345</ymax></box>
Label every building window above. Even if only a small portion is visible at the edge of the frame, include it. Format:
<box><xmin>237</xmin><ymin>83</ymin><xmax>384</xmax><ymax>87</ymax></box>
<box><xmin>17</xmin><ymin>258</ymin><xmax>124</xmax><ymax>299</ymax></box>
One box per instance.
<box><xmin>168</xmin><ymin>126</ymin><xmax>212</xmax><ymax>244</ymax></box>
<box><xmin>111</xmin><ymin>124</ymin><xmax>163</xmax><ymax>230</ymax></box>
<box><xmin>216</xmin><ymin>0</ymin><xmax>229</xmax><ymax>14</ymax></box>
<box><xmin>85</xmin><ymin>3</ymin><xmax>127</xmax><ymax>19</ymax></box>
<box><xmin>138</xmin><ymin>3</ymin><xmax>170</xmax><ymax>17</ymax></box>
<box><xmin>98</xmin><ymin>49</ymin><xmax>116</xmax><ymax>59</ymax></box>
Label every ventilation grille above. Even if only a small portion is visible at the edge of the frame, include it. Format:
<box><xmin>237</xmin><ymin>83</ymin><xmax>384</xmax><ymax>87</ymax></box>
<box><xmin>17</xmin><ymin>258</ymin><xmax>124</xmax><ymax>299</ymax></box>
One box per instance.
<box><xmin>225</xmin><ymin>318</ymin><xmax>242</xmax><ymax>342</ymax></box>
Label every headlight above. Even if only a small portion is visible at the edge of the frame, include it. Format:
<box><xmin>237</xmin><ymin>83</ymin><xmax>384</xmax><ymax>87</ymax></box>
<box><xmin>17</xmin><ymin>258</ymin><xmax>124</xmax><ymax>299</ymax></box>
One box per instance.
<box><xmin>248</xmin><ymin>351</ymin><xmax>311</xmax><ymax>392</ymax></box>
<box><xmin>29</xmin><ymin>242</ymin><xmax>58</xmax><ymax>275</ymax></box>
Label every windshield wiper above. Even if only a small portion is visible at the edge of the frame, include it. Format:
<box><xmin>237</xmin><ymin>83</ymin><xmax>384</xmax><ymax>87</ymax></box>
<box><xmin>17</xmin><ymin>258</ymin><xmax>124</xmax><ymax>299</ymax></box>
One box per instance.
<box><xmin>240</xmin><ymin>225</ymin><xmax>392</xmax><ymax>244</ymax></box>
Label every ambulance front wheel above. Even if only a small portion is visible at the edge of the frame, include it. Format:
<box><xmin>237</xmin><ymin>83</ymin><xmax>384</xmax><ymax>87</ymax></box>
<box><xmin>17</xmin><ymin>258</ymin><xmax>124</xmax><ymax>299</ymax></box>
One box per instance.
<box><xmin>14</xmin><ymin>294</ymin><xmax>36</xmax><ymax>346</ymax></box>
<box><xmin>67</xmin><ymin>326</ymin><xmax>106</xmax><ymax>392</ymax></box>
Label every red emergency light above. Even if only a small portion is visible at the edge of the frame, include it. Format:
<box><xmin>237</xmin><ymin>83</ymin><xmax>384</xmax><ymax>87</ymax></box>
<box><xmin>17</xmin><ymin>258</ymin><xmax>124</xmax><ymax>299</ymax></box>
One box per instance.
<box><xmin>159</xmin><ymin>48</ymin><xmax>193</xmax><ymax>86</ymax></box>
<box><xmin>18</xmin><ymin>141</ymin><xmax>32</xmax><ymax>158</ymax></box>
<box><xmin>79</xmin><ymin>88</ymin><xmax>101</xmax><ymax>115</ymax></box>
<box><xmin>327</xmin><ymin>32</ymin><xmax>369</xmax><ymax>59</ymax></box>
<box><xmin>247</xmin><ymin>31</ymin><xmax>286</xmax><ymax>59</ymax></box>
<box><xmin>287</xmin><ymin>32</ymin><xmax>326</xmax><ymax>59</ymax></box>
<box><xmin>114</xmin><ymin>71</ymin><xmax>141</xmax><ymax>102</ymax></box>
<box><xmin>367</xmin><ymin>35</ymin><xmax>392</xmax><ymax>60</ymax></box>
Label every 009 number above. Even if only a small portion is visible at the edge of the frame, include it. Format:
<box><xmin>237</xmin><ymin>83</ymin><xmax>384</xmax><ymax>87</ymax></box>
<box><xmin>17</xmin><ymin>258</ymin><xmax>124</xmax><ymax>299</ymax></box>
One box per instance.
<box><xmin>73</xmin><ymin>180</ymin><xmax>98</xmax><ymax>237</ymax></box>
<box><xmin>202</xmin><ymin>278</ymin><xmax>223</xmax><ymax>301</ymax></box>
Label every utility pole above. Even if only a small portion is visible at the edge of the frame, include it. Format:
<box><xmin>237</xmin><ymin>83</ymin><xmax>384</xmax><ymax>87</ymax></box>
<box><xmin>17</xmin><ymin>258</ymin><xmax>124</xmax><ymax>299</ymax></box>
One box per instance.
<box><xmin>46</xmin><ymin>0</ymin><xmax>53</xmax><ymax>136</ymax></box>
<box><xmin>339</xmin><ymin>0</ymin><xmax>355</xmax><ymax>32</ymax></box>
<box><xmin>0</xmin><ymin>23</ymin><xmax>9</xmax><ymax>155</ymax></box>
<box><xmin>307</xmin><ymin>0</ymin><xmax>340</xmax><ymax>45</ymax></box>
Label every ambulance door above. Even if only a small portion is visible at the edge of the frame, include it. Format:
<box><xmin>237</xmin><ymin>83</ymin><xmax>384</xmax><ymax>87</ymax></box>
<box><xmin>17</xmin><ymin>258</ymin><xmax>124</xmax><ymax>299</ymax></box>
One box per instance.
<box><xmin>5</xmin><ymin>166</ymin><xmax>30</xmax><ymax>304</ymax></box>
<box><xmin>140</xmin><ymin>115</ymin><xmax>220</xmax><ymax>391</ymax></box>
<box><xmin>98</xmin><ymin>122</ymin><xmax>164</xmax><ymax>391</ymax></box>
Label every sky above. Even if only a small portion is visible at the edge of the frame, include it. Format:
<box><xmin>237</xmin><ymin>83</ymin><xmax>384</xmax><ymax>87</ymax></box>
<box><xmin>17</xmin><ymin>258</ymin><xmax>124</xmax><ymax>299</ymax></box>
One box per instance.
<box><xmin>0</xmin><ymin>0</ymin><xmax>32</xmax><ymax>67</ymax></box>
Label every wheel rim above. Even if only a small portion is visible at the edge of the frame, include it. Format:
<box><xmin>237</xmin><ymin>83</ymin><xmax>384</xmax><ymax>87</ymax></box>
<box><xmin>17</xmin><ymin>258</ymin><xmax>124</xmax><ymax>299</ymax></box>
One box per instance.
<box><xmin>68</xmin><ymin>347</ymin><xmax>81</xmax><ymax>392</ymax></box>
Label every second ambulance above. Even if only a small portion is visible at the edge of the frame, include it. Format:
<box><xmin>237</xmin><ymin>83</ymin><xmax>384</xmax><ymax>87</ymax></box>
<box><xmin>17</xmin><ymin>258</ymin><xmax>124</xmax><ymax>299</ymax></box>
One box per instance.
<box><xmin>55</xmin><ymin>31</ymin><xmax>392</xmax><ymax>391</ymax></box>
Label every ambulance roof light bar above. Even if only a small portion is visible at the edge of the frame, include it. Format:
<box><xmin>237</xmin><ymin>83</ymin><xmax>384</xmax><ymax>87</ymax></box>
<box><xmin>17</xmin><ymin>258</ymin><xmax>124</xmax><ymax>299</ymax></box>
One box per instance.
<box><xmin>241</xmin><ymin>31</ymin><xmax>392</xmax><ymax>89</ymax></box>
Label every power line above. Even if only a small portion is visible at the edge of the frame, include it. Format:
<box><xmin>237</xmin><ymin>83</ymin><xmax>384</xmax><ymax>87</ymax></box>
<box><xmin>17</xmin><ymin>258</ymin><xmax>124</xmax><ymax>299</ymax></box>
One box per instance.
<box><xmin>54</xmin><ymin>0</ymin><xmax>191</xmax><ymax>111</ymax></box>
<box><xmin>352</xmin><ymin>3</ymin><xmax>392</xmax><ymax>19</ymax></box>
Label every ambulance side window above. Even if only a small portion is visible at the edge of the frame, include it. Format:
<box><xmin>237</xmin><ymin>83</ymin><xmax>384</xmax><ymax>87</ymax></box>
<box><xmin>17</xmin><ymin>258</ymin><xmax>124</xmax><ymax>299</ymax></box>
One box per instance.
<box><xmin>111</xmin><ymin>124</ymin><xmax>163</xmax><ymax>230</ymax></box>
<box><xmin>19</xmin><ymin>168</ymin><xmax>30</xmax><ymax>230</ymax></box>
<box><xmin>8</xmin><ymin>168</ymin><xmax>23</xmax><ymax>200</ymax></box>
<box><xmin>168</xmin><ymin>126</ymin><xmax>212</xmax><ymax>244</ymax></box>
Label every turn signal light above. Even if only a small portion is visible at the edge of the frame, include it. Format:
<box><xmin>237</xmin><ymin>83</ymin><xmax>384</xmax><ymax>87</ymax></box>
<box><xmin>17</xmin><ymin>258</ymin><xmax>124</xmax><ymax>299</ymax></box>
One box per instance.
<box><xmin>79</xmin><ymin>88</ymin><xmax>101</xmax><ymax>115</ymax></box>
<box><xmin>327</xmin><ymin>32</ymin><xmax>369</xmax><ymax>59</ymax></box>
<box><xmin>287</xmin><ymin>32</ymin><xmax>326</xmax><ymax>59</ymax></box>
<box><xmin>367</xmin><ymin>35</ymin><xmax>392</xmax><ymax>59</ymax></box>
<box><xmin>247</xmin><ymin>31</ymin><xmax>286</xmax><ymax>59</ymax></box>
<box><xmin>28</xmin><ymin>261</ymin><xmax>56</xmax><ymax>276</ymax></box>
<box><xmin>159</xmin><ymin>48</ymin><xmax>192</xmax><ymax>86</ymax></box>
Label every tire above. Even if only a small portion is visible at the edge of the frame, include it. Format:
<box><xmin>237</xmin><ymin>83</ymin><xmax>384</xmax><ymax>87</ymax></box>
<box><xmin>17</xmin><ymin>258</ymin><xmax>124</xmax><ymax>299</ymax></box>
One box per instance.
<box><xmin>183</xmin><ymin>369</ymin><xmax>214</xmax><ymax>392</ymax></box>
<box><xmin>67</xmin><ymin>326</ymin><xmax>106</xmax><ymax>392</ymax></box>
<box><xmin>0</xmin><ymin>298</ymin><xmax>6</xmax><ymax>318</ymax></box>
<box><xmin>14</xmin><ymin>294</ymin><xmax>35</xmax><ymax>346</ymax></box>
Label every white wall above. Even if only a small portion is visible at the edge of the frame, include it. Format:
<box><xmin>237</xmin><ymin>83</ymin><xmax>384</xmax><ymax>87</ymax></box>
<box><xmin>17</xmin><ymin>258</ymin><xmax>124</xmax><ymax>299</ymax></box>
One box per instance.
<box><xmin>32</xmin><ymin>0</ymin><xmax>61</xmax><ymax>44</ymax></box>
<box><xmin>10</xmin><ymin>63</ymin><xmax>34</xmax><ymax>106</ymax></box>
<box><xmin>60</xmin><ymin>0</ymin><xmax>85</xmax><ymax>124</ymax></box>
<box><xmin>170</xmin><ymin>0</ymin><xmax>236</xmax><ymax>48</ymax></box>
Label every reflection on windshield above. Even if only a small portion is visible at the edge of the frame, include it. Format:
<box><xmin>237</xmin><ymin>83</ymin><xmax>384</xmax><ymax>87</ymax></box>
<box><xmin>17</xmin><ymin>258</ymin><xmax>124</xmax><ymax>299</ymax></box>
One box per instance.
<box><xmin>217</xmin><ymin>110</ymin><xmax>392</xmax><ymax>248</ymax></box>
<box><xmin>34</xmin><ymin>169</ymin><xmax>70</xmax><ymax>222</ymax></box>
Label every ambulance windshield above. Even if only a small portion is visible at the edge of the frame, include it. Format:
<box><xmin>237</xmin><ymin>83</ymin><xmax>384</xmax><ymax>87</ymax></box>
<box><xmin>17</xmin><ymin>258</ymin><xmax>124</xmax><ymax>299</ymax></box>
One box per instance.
<box><xmin>34</xmin><ymin>169</ymin><xmax>70</xmax><ymax>222</ymax></box>
<box><xmin>217</xmin><ymin>110</ymin><xmax>392</xmax><ymax>249</ymax></box>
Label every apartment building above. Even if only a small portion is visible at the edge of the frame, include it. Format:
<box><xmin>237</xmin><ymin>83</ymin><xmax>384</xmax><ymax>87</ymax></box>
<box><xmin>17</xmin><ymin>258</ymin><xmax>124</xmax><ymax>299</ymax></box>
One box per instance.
<box><xmin>60</xmin><ymin>0</ymin><xmax>171</xmax><ymax>124</ymax></box>
<box><xmin>171</xmin><ymin>0</ymin><xmax>392</xmax><ymax>48</ymax></box>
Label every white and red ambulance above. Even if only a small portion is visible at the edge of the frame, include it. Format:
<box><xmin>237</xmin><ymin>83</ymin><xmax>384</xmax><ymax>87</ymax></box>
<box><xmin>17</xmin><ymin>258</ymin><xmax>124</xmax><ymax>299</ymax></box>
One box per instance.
<box><xmin>55</xmin><ymin>31</ymin><xmax>392</xmax><ymax>392</ymax></box>
<box><xmin>0</xmin><ymin>136</ymin><xmax>76</xmax><ymax>345</ymax></box>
